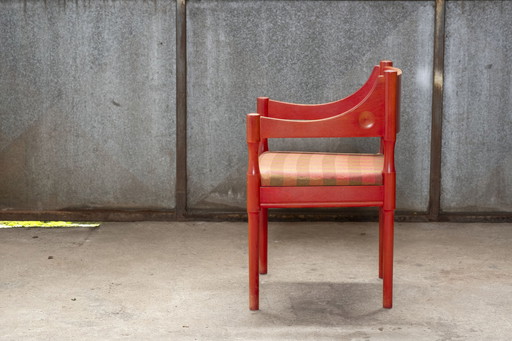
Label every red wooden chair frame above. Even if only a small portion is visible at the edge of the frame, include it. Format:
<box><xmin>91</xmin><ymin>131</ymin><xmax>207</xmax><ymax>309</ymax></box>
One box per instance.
<box><xmin>246</xmin><ymin>61</ymin><xmax>401</xmax><ymax>310</ymax></box>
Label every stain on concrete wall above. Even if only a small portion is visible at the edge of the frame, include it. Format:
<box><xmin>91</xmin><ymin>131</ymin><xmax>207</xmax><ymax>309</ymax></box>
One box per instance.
<box><xmin>0</xmin><ymin>0</ymin><xmax>176</xmax><ymax>210</ymax></box>
<box><xmin>187</xmin><ymin>0</ymin><xmax>434</xmax><ymax>211</ymax></box>
<box><xmin>442</xmin><ymin>1</ymin><xmax>512</xmax><ymax>212</ymax></box>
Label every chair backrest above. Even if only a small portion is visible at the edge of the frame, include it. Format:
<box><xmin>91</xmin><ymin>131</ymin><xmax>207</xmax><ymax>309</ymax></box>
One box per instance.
<box><xmin>253</xmin><ymin>61</ymin><xmax>401</xmax><ymax>141</ymax></box>
<box><xmin>266</xmin><ymin>66</ymin><xmax>381</xmax><ymax>121</ymax></box>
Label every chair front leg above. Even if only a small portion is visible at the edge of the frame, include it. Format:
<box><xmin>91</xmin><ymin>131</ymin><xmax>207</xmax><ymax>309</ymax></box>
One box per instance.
<box><xmin>248</xmin><ymin>211</ymin><xmax>260</xmax><ymax>310</ymax></box>
<box><xmin>259</xmin><ymin>208</ymin><xmax>268</xmax><ymax>274</ymax></box>
<box><xmin>246</xmin><ymin>113</ymin><xmax>261</xmax><ymax>310</ymax></box>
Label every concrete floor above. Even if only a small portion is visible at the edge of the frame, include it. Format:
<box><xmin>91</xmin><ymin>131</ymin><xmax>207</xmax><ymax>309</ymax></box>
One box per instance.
<box><xmin>1</xmin><ymin>221</ymin><xmax>511</xmax><ymax>340</ymax></box>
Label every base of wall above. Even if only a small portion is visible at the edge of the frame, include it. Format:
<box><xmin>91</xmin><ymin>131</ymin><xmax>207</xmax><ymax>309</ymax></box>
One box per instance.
<box><xmin>0</xmin><ymin>210</ymin><xmax>176</xmax><ymax>222</ymax></box>
<box><xmin>0</xmin><ymin>209</ymin><xmax>510</xmax><ymax>223</ymax></box>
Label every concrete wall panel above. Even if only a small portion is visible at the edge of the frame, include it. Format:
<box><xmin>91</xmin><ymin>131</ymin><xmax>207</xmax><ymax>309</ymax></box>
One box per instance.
<box><xmin>442</xmin><ymin>1</ymin><xmax>512</xmax><ymax>212</ymax></box>
<box><xmin>0</xmin><ymin>0</ymin><xmax>176</xmax><ymax>210</ymax></box>
<box><xmin>187</xmin><ymin>0</ymin><xmax>434</xmax><ymax>211</ymax></box>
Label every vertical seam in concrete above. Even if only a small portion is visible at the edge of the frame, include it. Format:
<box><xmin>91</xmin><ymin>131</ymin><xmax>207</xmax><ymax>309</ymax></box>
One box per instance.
<box><xmin>428</xmin><ymin>0</ymin><xmax>446</xmax><ymax>221</ymax></box>
<box><xmin>176</xmin><ymin>0</ymin><xmax>187</xmax><ymax>220</ymax></box>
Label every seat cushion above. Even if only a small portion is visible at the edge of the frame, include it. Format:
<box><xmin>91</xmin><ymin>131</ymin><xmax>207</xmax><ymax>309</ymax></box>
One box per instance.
<box><xmin>259</xmin><ymin>152</ymin><xmax>384</xmax><ymax>186</ymax></box>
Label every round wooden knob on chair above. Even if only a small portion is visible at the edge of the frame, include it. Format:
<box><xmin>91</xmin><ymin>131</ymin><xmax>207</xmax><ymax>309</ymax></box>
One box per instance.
<box><xmin>359</xmin><ymin>111</ymin><xmax>375</xmax><ymax>129</ymax></box>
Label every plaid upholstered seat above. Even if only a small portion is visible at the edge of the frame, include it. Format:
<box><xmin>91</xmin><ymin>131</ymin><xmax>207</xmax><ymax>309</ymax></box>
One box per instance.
<box><xmin>259</xmin><ymin>152</ymin><xmax>384</xmax><ymax>186</ymax></box>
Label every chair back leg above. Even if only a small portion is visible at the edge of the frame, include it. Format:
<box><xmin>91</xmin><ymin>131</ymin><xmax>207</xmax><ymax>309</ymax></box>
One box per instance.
<box><xmin>378</xmin><ymin>207</ymin><xmax>384</xmax><ymax>279</ymax></box>
<box><xmin>382</xmin><ymin>209</ymin><xmax>394</xmax><ymax>308</ymax></box>
<box><xmin>259</xmin><ymin>208</ymin><xmax>268</xmax><ymax>274</ymax></box>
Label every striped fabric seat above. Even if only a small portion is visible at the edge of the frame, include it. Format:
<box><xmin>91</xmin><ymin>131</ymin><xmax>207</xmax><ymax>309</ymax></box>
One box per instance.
<box><xmin>259</xmin><ymin>152</ymin><xmax>384</xmax><ymax>186</ymax></box>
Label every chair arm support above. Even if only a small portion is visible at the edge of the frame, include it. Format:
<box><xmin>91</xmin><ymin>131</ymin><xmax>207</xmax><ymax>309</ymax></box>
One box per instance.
<box><xmin>257</xmin><ymin>98</ymin><xmax>269</xmax><ymax>154</ymax></box>
<box><xmin>384</xmin><ymin>69</ymin><xmax>401</xmax><ymax>139</ymax></box>
<box><xmin>246</xmin><ymin>113</ymin><xmax>260</xmax><ymax>143</ymax></box>
<box><xmin>382</xmin><ymin>68</ymin><xmax>399</xmax><ymax>212</ymax></box>
<box><xmin>246</xmin><ymin>114</ymin><xmax>261</xmax><ymax>212</ymax></box>
<box><xmin>382</xmin><ymin>139</ymin><xmax>396</xmax><ymax>211</ymax></box>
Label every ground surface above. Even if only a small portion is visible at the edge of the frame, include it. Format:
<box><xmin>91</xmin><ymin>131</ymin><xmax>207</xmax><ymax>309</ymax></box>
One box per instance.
<box><xmin>1</xmin><ymin>221</ymin><xmax>511</xmax><ymax>340</ymax></box>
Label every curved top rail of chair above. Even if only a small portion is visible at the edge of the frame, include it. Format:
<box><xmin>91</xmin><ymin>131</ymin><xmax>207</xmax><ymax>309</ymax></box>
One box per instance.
<box><xmin>265</xmin><ymin>65</ymin><xmax>381</xmax><ymax>120</ymax></box>
<box><xmin>259</xmin><ymin>70</ymin><xmax>396</xmax><ymax>139</ymax></box>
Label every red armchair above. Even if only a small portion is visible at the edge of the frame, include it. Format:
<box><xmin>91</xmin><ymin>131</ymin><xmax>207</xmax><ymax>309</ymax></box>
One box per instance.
<box><xmin>246</xmin><ymin>61</ymin><xmax>401</xmax><ymax>310</ymax></box>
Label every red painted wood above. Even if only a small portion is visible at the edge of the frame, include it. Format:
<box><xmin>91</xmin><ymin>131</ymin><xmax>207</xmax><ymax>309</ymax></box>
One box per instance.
<box><xmin>246</xmin><ymin>113</ymin><xmax>261</xmax><ymax>144</ymax></box>
<box><xmin>259</xmin><ymin>208</ymin><xmax>268</xmax><ymax>274</ymax></box>
<box><xmin>246</xmin><ymin>61</ymin><xmax>401</xmax><ymax>310</ymax></box>
<box><xmin>379</xmin><ymin>60</ymin><xmax>393</xmax><ymax>75</ymax></box>
<box><xmin>260</xmin><ymin>186</ymin><xmax>383</xmax><ymax>206</ymax></box>
<box><xmin>396</xmin><ymin>72</ymin><xmax>402</xmax><ymax>134</ymax></box>
<box><xmin>382</xmin><ymin>209</ymin><xmax>394</xmax><ymax>309</ymax></box>
<box><xmin>383</xmin><ymin>172</ymin><xmax>396</xmax><ymax>210</ymax></box>
<box><xmin>267</xmin><ymin>66</ymin><xmax>380</xmax><ymax>120</ymax></box>
<box><xmin>248</xmin><ymin>212</ymin><xmax>259</xmax><ymax>310</ymax></box>
<box><xmin>246</xmin><ymin>113</ymin><xmax>261</xmax><ymax>213</ymax></box>
<box><xmin>261</xmin><ymin>202</ymin><xmax>383</xmax><ymax>208</ymax></box>
<box><xmin>384</xmin><ymin>70</ymin><xmax>398</xmax><ymax>141</ymax></box>
<box><xmin>379</xmin><ymin>207</ymin><xmax>384</xmax><ymax>279</ymax></box>
<box><xmin>246</xmin><ymin>114</ymin><xmax>261</xmax><ymax>310</ymax></box>
<box><xmin>260</xmin><ymin>79</ymin><xmax>385</xmax><ymax>139</ymax></box>
<box><xmin>257</xmin><ymin>97</ymin><xmax>269</xmax><ymax>154</ymax></box>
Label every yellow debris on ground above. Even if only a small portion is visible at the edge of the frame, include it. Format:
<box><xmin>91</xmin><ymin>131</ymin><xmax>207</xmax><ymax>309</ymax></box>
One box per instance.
<box><xmin>0</xmin><ymin>221</ymin><xmax>100</xmax><ymax>228</ymax></box>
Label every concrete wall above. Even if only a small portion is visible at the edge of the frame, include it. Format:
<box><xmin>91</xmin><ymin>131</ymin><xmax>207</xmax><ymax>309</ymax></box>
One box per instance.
<box><xmin>0</xmin><ymin>0</ymin><xmax>176</xmax><ymax>210</ymax></box>
<box><xmin>442</xmin><ymin>1</ymin><xmax>512</xmax><ymax>212</ymax></box>
<box><xmin>0</xmin><ymin>0</ymin><xmax>510</xmax><ymax>216</ymax></box>
<box><xmin>187</xmin><ymin>0</ymin><xmax>434</xmax><ymax>211</ymax></box>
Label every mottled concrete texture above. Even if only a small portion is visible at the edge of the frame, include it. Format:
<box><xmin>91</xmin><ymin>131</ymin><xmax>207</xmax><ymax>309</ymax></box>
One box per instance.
<box><xmin>442</xmin><ymin>1</ymin><xmax>512</xmax><ymax>212</ymax></box>
<box><xmin>1</xmin><ymin>221</ymin><xmax>512</xmax><ymax>339</ymax></box>
<box><xmin>0</xmin><ymin>0</ymin><xmax>176</xmax><ymax>210</ymax></box>
<box><xmin>187</xmin><ymin>1</ymin><xmax>434</xmax><ymax>211</ymax></box>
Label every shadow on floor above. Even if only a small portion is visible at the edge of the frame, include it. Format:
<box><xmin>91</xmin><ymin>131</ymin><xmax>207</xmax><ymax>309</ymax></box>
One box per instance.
<box><xmin>259</xmin><ymin>281</ymin><xmax>385</xmax><ymax>326</ymax></box>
